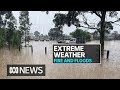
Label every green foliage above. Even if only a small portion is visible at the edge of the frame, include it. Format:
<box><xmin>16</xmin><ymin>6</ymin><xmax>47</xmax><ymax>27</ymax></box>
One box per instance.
<box><xmin>5</xmin><ymin>12</ymin><xmax>19</xmax><ymax>49</ymax></box>
<box><xmin>0</xmin><ymin>11</ymin><xmax>22</xmax><ymax>49</ymax></box>
<box><xmin>53</xmin><ymin>11</ymin><xmax>80</xmax><ymax>28</ymax></box>
<box><xmin>19</xmin><ymin>11</ymin><xmax>31</xmax><ymax>32</ymax></box>
<box><xmin>53</xmin><ymin>11</ymin><xmax>119</xmax><ymax>30</ymax></box>
<box><xmin>11</xmin><ymin>31</ymin><xmax>21</xmax><ymax>48</ymax></box>
<box><xmin>19</xmin><ymin>11</ymin><xmax>32</xmax><ymax>46</ymax></box>
<box><xmin>53</xmin><ymin>13</ymin><xmax>66</xmax><ymax>28</ymax></box>
<box><xmin>97</xmin><ymin>21</ymin><xmax>113</xmax><ymax>34</ymax></box>
<box><xmin>34</xmin><ymin>31</ymin><xmax>40</xmax><ymax>37</ymax></box>
<box><xmin>48</xmin><ymin>27</ymin><xmax>63</xmax><ymax>40</ymax></box>
<box><xmin>0</xmin><ymin>28</ymin><xmax>6</xmax><ymax>48</ymax></box>
<box><xmin>0</xmin><ymin>11</ymin><xmax>11</xmax><ymax>28</ymax></box>
<box><xmin>70</xmin><ymin>29</ymin><xmax>91</xmax><ymax>41</ymax></box>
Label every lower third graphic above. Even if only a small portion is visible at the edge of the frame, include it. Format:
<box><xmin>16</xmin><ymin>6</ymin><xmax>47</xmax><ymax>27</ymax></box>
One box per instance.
<box><xmin>7</xmin><ymin>64</ymin><xmax>45</xmax><ymax>76</ymax></box>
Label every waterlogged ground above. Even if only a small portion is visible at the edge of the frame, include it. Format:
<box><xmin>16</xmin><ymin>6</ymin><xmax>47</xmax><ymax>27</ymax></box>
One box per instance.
<box><xmin>0</xmin><ymin>40</ymin><xmax>120</xmax><ymax>79</ymax></box>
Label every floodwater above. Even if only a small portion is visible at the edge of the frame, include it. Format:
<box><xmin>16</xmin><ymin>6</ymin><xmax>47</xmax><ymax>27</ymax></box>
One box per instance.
<box><xmin>0</xmin><ymin>40</ymin><xmax>120</xmax><ymax>79</ymax></box>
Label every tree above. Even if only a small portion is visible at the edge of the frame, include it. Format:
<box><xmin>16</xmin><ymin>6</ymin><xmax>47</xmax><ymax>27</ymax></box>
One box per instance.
<box><xmin>83</xmin><ymin>11</ymin><xmax>118</xmax><ymax>56</ymax></box>
<box><xmin>6</xmin><ymin>11</ymin><xmax>17</xmax><ymax>49</ymax></box>
<box><xmin>53</xmin><ymin>13</ymin><xmax>66</xmax><ymax>28</ymax></box>
<box><xmin>53</xmin><ymin>11</ymin><xmax>120</xmax><ymax>57</ymax></box>
<box><xmin>0</xmin><ymin>12</ymin><xmax>6</xmax><ymax>48</ymax></box>
<box><xmin>12</xmin><ymin>30</ymin><xmax>22</xmax><ymax>48</ymax></box>
<box><xmin>0</xmin><ymin>11</ymin><xmax>21</xmax><ymax>49</ymax></box>
<box><xmin>19</xmin><ymin>11</ymin><xmax>32</xmax><ymax>47</ymax></box>
<box><xmin>0</xmin><ymin>11</ymin><xmax>9</xmax><ymax>28</ymax></box>
<box><xmin>97</xmin><ymin>21</ymin><xmax>113</xmax><ymax>34</ymax></box>
<box><xmin>0</xmin><ymin>28</ymin><xmax>6</xmax><ymax>48</ymax></box>
<box><xmin>0</xmin><ymin>11</ymin><xmax>15</xmax><ymax>48</ymax></box>
<box><xmin>48</xmin><ymin>27</ymin><xmax>63</xmax><ymax>40</ymax></box>
<box><xmin>70</xmin><ymin>29</ymin><xmax>91</xmax><ymax>42</ymax></box>
<box><xmin>34</xmin><ymin>31</ymin><xmax>40</xmax><ymax>37</ymax></box>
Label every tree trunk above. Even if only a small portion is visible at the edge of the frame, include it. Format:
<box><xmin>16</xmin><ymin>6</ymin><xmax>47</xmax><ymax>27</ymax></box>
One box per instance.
<box><xmin>19</xmin><ymin>35</ymin><xmax>22</xmax><ymax>51</ymax></box>
<box><xmin>8</xmin><ymin>41</ymin><xmax>10</xmax><ymax>50</ymax></box>
<box><xmin>100</xmin><ymin>11</ymin><xmax>106</xmax><ymax>58</ymax></box>
<box><xmin>25</xmin><ymin>30</ymin><xmax>27</xmax><ymax>47</ymax></box>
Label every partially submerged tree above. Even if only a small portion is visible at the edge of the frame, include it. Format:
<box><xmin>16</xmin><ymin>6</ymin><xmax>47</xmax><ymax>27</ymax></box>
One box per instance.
<box><xmin>19</xmin><ymin>11</ymin><xmax>32</xmax><ymax>47</ymax></box>
<box><xmin>6</xmin><ymin>11</ymin><xmax>17</xmax><ymax>49</ymax></box>
<box><xmin>0</xmin><ymin>11</ymin><xmax>22</xmax><ymax>49</ymax></box>
<box><xmin>0</xmin><ymin>12</ymin><xmax>7</xmax><ymax>48</ymax></box>
<box><xmin>0</xmin><ymin>11</ymin><xmax>17</xmax><ymax>48</ymax></box>
<box><xmin>70</xmin><ymin>28</ymin><xmax>91</xmax><ymax>42</ymax></box>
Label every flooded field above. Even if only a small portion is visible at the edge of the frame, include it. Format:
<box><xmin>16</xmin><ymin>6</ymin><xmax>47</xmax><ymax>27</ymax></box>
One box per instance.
<box><xmin>0</xmin><ymin>40</ymin><xmax>120</xmax><ymax>79</ymax></box>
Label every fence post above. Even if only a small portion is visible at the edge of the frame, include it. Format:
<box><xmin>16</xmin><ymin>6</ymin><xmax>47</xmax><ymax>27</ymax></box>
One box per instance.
<box><xmin>19</xmin><ymin>45</ymin><xmax>21</xmax><ymax>51</ymax></box>
<box><xmin>45</xmin><ymin>47</ymin><xmax>47</xmax><ymax>54</ymax></box>
<box><xmin>31</xmin><ymin>45</ymin><xmax>33</xmax><ymax>53</ymax></box>
<box><xmin>107</xmin><ymin>50</ymin><xmax>109</xmax><ymax>59</ymax></box>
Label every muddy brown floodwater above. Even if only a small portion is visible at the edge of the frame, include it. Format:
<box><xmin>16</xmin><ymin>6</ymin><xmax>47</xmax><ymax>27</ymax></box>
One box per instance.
<box><xmin>0</xmin><ymin>40</ymin><xmax>120</xmax><ymax>79</ymax></box>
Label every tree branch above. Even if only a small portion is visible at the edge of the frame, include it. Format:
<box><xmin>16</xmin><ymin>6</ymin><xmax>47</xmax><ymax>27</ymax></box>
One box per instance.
<box><xmin>112</xmin><ymin>23</ymin><xmax>120</xmax><ymax>26</ymax></box>
<box><xmin>109</xmin><ymin>18</ymin><xmax>120</xmax><ymax>23</ymax></box>
<box><xmin>80</xmin><ymin>13</ymin><xmax>98</xmax><ymax>30</ymax></box>
<box><xmin>80</xmin><ymin>25</ymin><xmax>98</xmax><ymax>30</ymax></box>
<box><xmin>93</xmin><ymin>11</ymin><xmax>102</xmax><ymax>18</ymax></box>
<box><xmin>81</xmin><ymin>13</ymin><xmax>91</xmax><ymax>27</ymax></box>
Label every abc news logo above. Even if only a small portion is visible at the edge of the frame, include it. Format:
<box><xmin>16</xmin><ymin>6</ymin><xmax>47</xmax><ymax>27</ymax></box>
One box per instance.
<box><xmin>7</xmin><ymin>65</ymin><xmax>45</xmax><ymax>76</ymax></box>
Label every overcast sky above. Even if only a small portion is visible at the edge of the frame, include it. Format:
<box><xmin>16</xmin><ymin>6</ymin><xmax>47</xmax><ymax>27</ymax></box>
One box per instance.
<box><xmin>12</xmin><ymin>11</ymin><xmax>120</xmax><ymax>35</ymax></box>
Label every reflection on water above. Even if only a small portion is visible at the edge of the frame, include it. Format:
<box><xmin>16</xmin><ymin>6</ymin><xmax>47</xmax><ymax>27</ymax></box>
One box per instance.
<box><xmin>0</xmin><ymin>40</ymin><xmax>120</xmax><ymax>79</ymax></box>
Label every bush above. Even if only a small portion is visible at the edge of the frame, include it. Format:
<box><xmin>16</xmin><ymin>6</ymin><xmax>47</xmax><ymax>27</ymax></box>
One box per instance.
<box><xmin>70</xmin><ymin>29</ymin><xmax>91</xmax><ymax>42</ymax></box>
